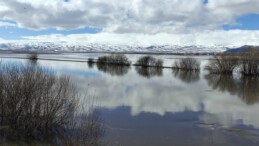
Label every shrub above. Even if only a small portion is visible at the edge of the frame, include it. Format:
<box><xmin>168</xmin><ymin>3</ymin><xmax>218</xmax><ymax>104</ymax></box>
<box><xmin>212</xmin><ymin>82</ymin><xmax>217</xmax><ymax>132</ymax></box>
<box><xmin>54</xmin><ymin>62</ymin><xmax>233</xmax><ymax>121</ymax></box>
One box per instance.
<box><xmin>172</xmin><ymin>58</ymin><xmax>200</xmax><ymax>71</ymax></box>
<box><xmin>97</xmin><ymin>54</ymin><xmax>130</xmax><ymax>65</ymax></box>
<box><xmin>0</xmin><ymin>64</ymin><xmax>77</xmax><ymax>139</ymax></box>
<box><xmin>87</xmin><ymin>58</ymin><xmax>95</xmax><ymax>68</ymax></box>
<box><xmin>27</xmin><ymin>53</ymin><xmax>38</xmax><ymax>61</ymax></box>
<box><xmin>155</xmin><ymin>59</ymin><xmax>163</xmax><ymax>68</ymax></box>
<box><xmin>27</xmin><ymin>53</ymin><xmax>38</xmax><ymax>65</ymax></box>
<box><xmin>240</xmin><ymin>49</ymin><xmax>259</xmax><ymax>76</ymax></box>
<box><xmin>205</xmin><ymin>54</ymin><xmax>238</xmax><ymax>74</ymax></box>
<box><xmin>0</xmin><ymin>63</ymin><xmax>105</xmax><ymax>145</ymax></box>
<box><xmin>136</xmin><ymin>56</ymin><xmax>163</xmax><ymax>67</ymax></box>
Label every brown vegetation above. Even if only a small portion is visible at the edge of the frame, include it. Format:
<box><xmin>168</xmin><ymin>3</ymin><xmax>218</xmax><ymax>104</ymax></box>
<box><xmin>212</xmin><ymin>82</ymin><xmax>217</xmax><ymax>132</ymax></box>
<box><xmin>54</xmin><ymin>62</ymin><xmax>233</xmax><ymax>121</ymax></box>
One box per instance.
<box><xmin>0</xmin><ymin>63</ymin><xmax>104</xmax><ymax>145</ymax></box>
<box><xmin>172</xmin><ymin>58</ymin><xmax>200</xmax><ymax>71</ymax></box>
<box><xmin>205</xmin><ymin>47</ymin><xmax>259</xmax><ymax>76</ymax></box>
<box><xmin>205</xmin><ymin>54</ymin><xmax>239</xmax><ymax>74</ymax></box>
<box><xmin>87</xmin><ymin>58</ymin><xmax>95</xmax><ymax>68</ymax></box>
<box><xmin>135</xmin><ymin>56</ymin><xmax>163</xmax><ymax>67</ymax></box>
<box><xmin>27</xmin><ymin>53</ymin><xmax>38</xmax><ymax>61</ymax></box>
<box><xmin>97</xmin><ymin>54</ymin><xmax>131</xmax><ymax>65</ymax></box>
<box><xmin>240</xmin><ymin>48</ymin><xmax>259</xmax><ymax>76</ymax></box>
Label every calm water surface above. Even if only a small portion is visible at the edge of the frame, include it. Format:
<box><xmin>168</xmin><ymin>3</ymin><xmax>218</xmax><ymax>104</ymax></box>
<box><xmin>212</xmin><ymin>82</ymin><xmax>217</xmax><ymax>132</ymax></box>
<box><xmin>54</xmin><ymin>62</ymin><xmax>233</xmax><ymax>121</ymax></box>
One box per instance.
<box><xmin>1</xmin><ymin>55</ymin><xmax>259</xmax><ymax>146</ymax></box>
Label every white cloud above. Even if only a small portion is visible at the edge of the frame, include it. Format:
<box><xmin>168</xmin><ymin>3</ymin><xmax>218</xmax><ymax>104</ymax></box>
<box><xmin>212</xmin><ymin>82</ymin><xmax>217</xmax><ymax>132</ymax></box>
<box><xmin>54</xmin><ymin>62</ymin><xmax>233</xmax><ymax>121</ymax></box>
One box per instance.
<box><xmin>0</xmin><ymin>0</ymin><xmax>259</xmax><ymax>33</ymax></box>
<box><xmin>22</xmin><ymin>30</ymin><xmax>259</xmax><ymax>46</ymax></box>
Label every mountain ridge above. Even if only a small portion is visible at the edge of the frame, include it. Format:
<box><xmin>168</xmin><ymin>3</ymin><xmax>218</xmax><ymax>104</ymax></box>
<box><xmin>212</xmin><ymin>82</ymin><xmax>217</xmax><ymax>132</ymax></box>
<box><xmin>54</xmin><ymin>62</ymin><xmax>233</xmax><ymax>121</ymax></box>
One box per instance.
<box><xmin>0</xmin><ymin>41</ymin><xmax>235</xmax><ymax>54</ymax></box>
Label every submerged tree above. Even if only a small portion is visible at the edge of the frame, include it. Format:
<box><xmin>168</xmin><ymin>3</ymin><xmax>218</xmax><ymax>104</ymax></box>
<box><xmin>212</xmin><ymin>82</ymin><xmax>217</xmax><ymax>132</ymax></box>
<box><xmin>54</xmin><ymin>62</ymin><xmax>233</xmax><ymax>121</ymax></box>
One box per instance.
<box><xmin>205</xmin><ymin>54</ymin><xmax>239</xmax><ymax>74</ymax></box>
<box><xmin>88</xmin><ymin>58</ymin><xmax>95</xmax><ymax>68</ymax></box>
<box><xmin>240</xmin><ymin>48</ymin><xmax>259</xmax><ymax>76</ymax></box>
<box><xmin>135</xmin><ymin>56</ymin><xmax>163</xmax><ymax>67</ymax></box>
<box><xmin>27</xmin><ymin>53</ymin><xmax>38</xmax><ymax>65</ymax></box>
<box><xmin>97</xmin><ymin>54</ymin><xmax>131</xmax><ymax>65</ymax></box>
<box><xmin>172</xmin><ymin>58</ymin><xmax>200</xmax><ymax>71</ymax></box>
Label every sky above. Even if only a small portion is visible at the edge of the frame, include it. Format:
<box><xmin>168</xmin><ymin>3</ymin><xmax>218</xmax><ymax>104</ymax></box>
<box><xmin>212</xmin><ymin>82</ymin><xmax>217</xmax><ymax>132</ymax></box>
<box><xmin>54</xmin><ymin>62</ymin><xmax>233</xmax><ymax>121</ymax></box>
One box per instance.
<box><xmin>0</xmin><ymin>0</ymin><xmax>259</xmax><ymax>46</ymax></box>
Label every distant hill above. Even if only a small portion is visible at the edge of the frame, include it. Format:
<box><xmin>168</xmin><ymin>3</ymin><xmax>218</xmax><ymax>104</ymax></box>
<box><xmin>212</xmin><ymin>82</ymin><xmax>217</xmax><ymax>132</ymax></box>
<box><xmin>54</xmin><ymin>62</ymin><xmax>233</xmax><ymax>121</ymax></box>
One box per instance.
<box><xmin>226</xmin><ymin>45</ymin><xmax>259</xmax><ymax>53</ymax></box>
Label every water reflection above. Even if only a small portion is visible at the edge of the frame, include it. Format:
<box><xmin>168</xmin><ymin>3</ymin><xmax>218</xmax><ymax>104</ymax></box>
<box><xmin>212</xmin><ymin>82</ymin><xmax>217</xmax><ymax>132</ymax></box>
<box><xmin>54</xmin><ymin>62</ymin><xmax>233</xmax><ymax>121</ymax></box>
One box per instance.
<box><xmin>3</xmin><ymin>58</ymin><xmax>259</xmax><ymax>146</ymax></box>
<box><xmin>239</xmin><ymin>77</ymin><xmax>259</xmax><ymax>104</ymax></box>
<box><xmin>172</xmin><ymin>69</ymin><xmax>200</xmax><ymax>83</ymax></box>
<box><xmin>96</xmin><ymin>63</ymin><xmax>130</xmax><ymax>76</ymax></box>
<box><xmin>204</xmin><ymin>74</ymin><xmax>238</xmax><ymax>95</ymax></box>
<box><xmin>205</xmin><ymin>74</ymin><xmax>259</xmax><ymax>105</ymax></box>
<box><xmin>135</xmin><ymin>66</ymin><xmax>163</xmax><ymax>78</ymax></box>
<box><xmin>27</xmin><ymin>58</ymin><xmax>38</xmax><ymax>66</ymax></box>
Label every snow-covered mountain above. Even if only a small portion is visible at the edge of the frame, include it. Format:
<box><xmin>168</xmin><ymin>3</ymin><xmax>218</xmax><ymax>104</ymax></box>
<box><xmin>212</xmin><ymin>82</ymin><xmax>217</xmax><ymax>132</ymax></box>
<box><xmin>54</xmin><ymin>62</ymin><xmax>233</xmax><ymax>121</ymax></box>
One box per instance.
<box><xmin>0</xmin><ymin>41</ymin><xmax>231</xmax><ymax>54</ymax></box>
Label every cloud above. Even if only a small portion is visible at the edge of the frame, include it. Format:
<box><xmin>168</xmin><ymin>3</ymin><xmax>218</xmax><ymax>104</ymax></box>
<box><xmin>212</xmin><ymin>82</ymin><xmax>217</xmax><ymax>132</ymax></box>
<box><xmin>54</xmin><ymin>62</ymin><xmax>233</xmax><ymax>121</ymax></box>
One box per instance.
<box><xmin>0</xmin><ymin>0</ymin><xmax>259</xmax><ymax>33</ymax></box>
<box><xmin>0</xmin><ymin>21</ymin><xmax>16</xmax><ymax>27</ymax></box>
<box><xmin>21</xmin><ymin>30</ymin><xmax>259</xmax><ymax>46</ymax></box>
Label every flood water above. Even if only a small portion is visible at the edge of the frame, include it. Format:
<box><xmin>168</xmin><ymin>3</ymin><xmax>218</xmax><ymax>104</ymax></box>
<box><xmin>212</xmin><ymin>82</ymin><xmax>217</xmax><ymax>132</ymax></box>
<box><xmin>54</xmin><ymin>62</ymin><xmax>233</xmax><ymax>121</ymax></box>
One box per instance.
<box><xmin>1</xmin><ymin>54</ymin><xmax>259</xmax><ymax>146</ymax></box>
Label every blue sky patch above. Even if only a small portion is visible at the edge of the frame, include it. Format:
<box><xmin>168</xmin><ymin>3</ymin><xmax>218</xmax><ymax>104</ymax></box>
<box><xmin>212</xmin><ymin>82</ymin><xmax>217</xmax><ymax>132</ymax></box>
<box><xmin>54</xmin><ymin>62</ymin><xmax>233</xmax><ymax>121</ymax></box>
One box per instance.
<box><xmin>223</xmin><ymin>13</ymin><xmax>259</xmax><ymax>30</ymax></box>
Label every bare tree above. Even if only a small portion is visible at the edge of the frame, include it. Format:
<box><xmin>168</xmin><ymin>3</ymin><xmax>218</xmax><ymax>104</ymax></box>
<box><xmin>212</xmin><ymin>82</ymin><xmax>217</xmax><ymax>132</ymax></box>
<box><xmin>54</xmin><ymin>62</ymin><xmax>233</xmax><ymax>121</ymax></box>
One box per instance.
<box><xmin>205</xmin><ymin>54</ymin><xmax>238</xmax><ymax>74</ymax></box>
<box><xmin>0</xmin><ymin>63</ymin><xmax>105</xmax><ymax>145</ymax></box>
<box><xmin>136</xmin><ymin>56</ymin><xmax>164</xmax><ymax>67</ymax></box>
<box><xmin>172</xmin><ymin>58</ymin><xmax>200</xmax><ymax>71</ymax></box>
<box><xmin>97</xmin><ymin>54</ymin><xmax>131</xmax><ymax>65</ymax></box>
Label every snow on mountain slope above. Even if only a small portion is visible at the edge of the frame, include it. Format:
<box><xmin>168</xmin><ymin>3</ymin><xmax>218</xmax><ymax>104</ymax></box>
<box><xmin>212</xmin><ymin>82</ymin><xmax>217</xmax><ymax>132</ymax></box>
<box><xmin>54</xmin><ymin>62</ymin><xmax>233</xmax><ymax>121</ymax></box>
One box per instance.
<box><xmin>0</xmin><ymin>41</ymin><xmax>230</xmax><ymax>53</ymax></box>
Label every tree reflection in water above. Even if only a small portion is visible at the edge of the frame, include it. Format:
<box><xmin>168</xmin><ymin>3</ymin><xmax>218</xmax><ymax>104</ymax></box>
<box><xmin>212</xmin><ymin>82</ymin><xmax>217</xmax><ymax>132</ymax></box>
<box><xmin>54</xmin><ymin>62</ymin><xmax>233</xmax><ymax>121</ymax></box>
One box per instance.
<box><xmin>172</xmin><ymin>69</ymin><xmax>200</xmax><ymax>83</ymax></box>
<box><xmin>239</xmin><ymin>77</ymin><xmax>259</xmax><ymax>105</ymax></box>
<box><xmin>0</xmin><ymin>63</ymin><xmax>105</xmax><ymax>146</ymax></box>
<box><xmin>205</xmin><ymin>74</ymin><xmax>259</xmax><ymax>105</ymax></box>
<box><xmin>204</xmin><ymin>74</ymin><xmax>238</xmax><ymax>95</ymax></box>
<box><xmin>88</xmin><ymin>61</ymin><xmax>95</xmax><ymax>69</ymax></box>
<box><xmin>97</xmin><ymin>63</ymin><xmax>130</xmax><ymax>76</ymax></box>
<box><xmin>135</xmin><ymin>66</ymin><xmax>163</xmax><ymax>78</ymax></box>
